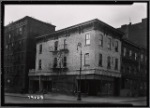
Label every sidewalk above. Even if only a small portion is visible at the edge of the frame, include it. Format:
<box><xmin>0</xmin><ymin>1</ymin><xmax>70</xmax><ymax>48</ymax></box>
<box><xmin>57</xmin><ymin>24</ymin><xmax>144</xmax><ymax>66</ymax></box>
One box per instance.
<box><xmin>5</xmin><ymin>92</ymin><xmax>146</xmax><ymax>104</ymax></box>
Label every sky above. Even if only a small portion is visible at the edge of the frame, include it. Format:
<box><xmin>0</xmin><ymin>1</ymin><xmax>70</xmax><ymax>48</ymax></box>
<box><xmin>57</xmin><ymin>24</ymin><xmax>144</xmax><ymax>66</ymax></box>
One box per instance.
<box><xmin>4</xmin><ymin>3</ymin><xmax>147</xmax><ymax>30</ymax></box>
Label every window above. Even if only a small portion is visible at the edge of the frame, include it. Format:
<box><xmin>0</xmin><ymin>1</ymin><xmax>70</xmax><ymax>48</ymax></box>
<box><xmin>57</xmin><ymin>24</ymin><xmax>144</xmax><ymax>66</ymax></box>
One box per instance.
<box><xmin>108</xmin><ymin>38</ymin><xmax>111</xmax><ymax>49</ymax></box>
<box><xmin>115</xmin><ymin>58</ymin><xmax>118</xmax><ymax>70</ymax></box>
<box><xmin>54</xmin><ymin>41</ymin><xmax>58</xmax><ymax>51</ymax></box>
<box><xmin>129</xmin><ymin>50</ymin><xmax>132</xmax><ymax>56</ymax></box>
<box><xmin>85</xmin><ymin>33</ymin><xmax>90</xmax><ymax>45</ymax></box>
<box><xmin>63</xmin><ymin>56</ymin><xmax>67</xmax><ymax>67</ymax></box>
<box><xmin>98</xmin><ymin>54</ymin><xmax>102</xmax><ymax>66</ymax></box>
<box><xmin>19</xmin><ymin>27</ymin><xmax>22</xmax><ymax>34</ymax></box>
<box><xmin>84</xmin><ymin>53</ymin><xmax>90</xmax><ymax>66</ymax></box>
<box><xmin>39</xmin><ymin>59</ymin><xmax>42</xmax><ymax>70</ymax></box>
<box><xmin>141</xmin><ymin>54</ymin><xmax>143</xmax><ymax>61</ymax></box>
<box><xmin>5</xmin><ymin>45</ymin><xmax>8</xmax><ymax>49</ymax></box>
<box><xmin>9</xmin><ymin>34</ymin><xmax>11</xmax><ymax>39</ymax></box>
<box><xmin>115</xmin><ymin>41</ymin><xmax>118</xmax><ymax>52</ymax></box>
<box><xmin>53</xmin><ymin>58</ymin><xmax>57</xmax><ymax>68</ymax></box>
<box><xmin>135</xmin><ymin>53</ymin><xmax>137</xmax><ymax>60</ymax></box>
<box><xmin>107</xmin><ymin>56</ymin><xmax>111</xmax><ymax>69</ymax></box>
<box><xmin>39</xmin><ymin>44</ymin><xmax>42</xmax><ymax>54</ymax></box>
<box><xmin>99</xmin><ymin>34</ymin><xmax>103</xmax><ymax>46</ymax></box>
<box><xmin>64</xmin><ymin>39</ymin><xmax>67</xmax><ymax>49</ymax></box>
<box><xmin>123</xmin><ymin>48</ymin><xmax>126</xmax><ymax>56</ymax></box>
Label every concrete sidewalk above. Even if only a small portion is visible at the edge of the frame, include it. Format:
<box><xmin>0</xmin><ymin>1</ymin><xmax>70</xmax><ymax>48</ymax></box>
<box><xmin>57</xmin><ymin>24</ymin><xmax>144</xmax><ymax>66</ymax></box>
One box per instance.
<box><xmin>5</xmin><ymin>92</ymin><xmax>146</xmax><ymax>104</ymax></box>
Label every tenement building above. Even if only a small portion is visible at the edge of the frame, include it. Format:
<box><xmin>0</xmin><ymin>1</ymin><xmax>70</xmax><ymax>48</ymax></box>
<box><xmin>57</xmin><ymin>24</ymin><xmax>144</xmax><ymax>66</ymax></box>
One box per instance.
<box><xmin>118</xmin><ymin>18</ymin><xmax>147</xmax><ymax>96</ymax></box>
<box><xmin>29</xmin><ymin>19</ymin><xmax>124</xmax><ymax>96</ymax></box>
<box><xmin>4</xmin><ymin>16</ymin><xmax>55</xmax><ymax>93</ymax></box>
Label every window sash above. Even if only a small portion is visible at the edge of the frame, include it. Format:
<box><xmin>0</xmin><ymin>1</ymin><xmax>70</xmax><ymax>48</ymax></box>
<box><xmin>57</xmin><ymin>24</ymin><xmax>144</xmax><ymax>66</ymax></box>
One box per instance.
<box><xmin>108</xmin><ymin>38</ymin><xmax>111</xmax><ymax>49</ymax></box>
<box><xmin>84</xmin><ymin>53</ymin><xmax>90</xmax><ymax>65</ymax></box>
<box><xmin>39</xmin><ymin>60</ymin><xmax>42</xmax><ymax>70</ymax></box>
<box><xmin>99</xmin><ymin>54</ymin><xmax>102</xmax><ymax>66</ymax></box>
<box><xmin>39</xmin><ymin>44</ymin><xmax>42</xmax><ymax>54</ymax></box>
<box><xmin>85</xmin><ymin>34</ymin><xmax>90</xmax><ymax>45</ymax></box>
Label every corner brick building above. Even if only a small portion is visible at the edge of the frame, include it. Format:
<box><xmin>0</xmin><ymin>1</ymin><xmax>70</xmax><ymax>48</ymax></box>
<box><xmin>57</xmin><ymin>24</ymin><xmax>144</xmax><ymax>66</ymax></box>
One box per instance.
<box><xmin>29</xmin><ymin>19</ymin><xmax>124</xmax><ymax>96</ymax></box>
<box><xmin>4</xmin><ymin>16</ymin><xmax>55</xmax><ymax>93</ymax></box>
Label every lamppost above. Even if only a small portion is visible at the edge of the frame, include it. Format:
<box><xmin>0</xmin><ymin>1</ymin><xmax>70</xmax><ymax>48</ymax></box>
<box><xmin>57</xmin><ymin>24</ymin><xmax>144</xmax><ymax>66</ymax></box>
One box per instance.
<box><xmin>77</xmin><ymin>42</ymin><xmax>82</xmax><ymax>101</ymax></box>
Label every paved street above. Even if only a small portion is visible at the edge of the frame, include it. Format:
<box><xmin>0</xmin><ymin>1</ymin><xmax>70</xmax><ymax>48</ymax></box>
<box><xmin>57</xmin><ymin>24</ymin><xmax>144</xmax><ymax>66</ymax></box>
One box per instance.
<box><xmin>4</xmin><ymin>93</ymin><xmax>147</xmax><ymax>106</ymax></box>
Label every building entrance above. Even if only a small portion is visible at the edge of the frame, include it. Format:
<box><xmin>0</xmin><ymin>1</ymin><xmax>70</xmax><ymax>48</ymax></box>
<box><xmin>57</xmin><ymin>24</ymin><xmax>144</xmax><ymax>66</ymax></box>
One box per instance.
<box><xmin>43</xmin><ymin>81</ymin><xmax>52</xmax><ymax>92</ymax></box>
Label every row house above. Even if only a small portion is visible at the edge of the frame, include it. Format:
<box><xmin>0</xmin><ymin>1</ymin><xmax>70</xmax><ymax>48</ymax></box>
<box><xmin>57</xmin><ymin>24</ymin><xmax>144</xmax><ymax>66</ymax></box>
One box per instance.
<box><xmin>118</xmin><ymin>18</ymin><xmax>147</xmax><ymax>96</ymax></box>
<box><xmin>121</xmin><ymin>39</ymin><xmax>147</xmax><ymax>96</ymax></box>
<box><xmin>4</xmin><ymin>16</ymin><xmax>55</xmax><ymax>93</ymax></box>
<box><xmin>29</xmin><ymin>19</ymin><xmax>124</xmax><ymax>96</ymax></box>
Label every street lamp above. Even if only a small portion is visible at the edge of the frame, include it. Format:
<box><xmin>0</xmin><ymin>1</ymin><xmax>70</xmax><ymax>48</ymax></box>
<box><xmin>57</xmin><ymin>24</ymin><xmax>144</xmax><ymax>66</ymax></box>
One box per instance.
<box><xmin>77</xmin><ymin>42</ymin><xmax>82</xmax><ymax>101</ymax></box>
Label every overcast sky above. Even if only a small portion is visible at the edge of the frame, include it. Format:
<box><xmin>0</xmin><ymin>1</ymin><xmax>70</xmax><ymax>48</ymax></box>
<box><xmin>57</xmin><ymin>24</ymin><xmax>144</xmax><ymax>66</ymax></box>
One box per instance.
<box><xmin>4</xmin><ymin>3</ymin><xmax>147</xmax><ymax>30</ymax></box>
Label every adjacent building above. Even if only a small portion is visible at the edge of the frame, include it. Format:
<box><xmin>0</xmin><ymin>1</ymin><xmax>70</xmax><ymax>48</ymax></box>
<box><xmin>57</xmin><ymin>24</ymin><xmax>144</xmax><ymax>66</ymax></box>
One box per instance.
<box><xmin>118</xmin><ymin>18</ymin><xmax>147</xmax><ymax>96</ymax></box>
<box><xmin>29</xmin><ymin>19</ymin><xmax>124</xmax><ymax>96</ymax></box>
<box><xmin>4</xmin><ymin>16</ymin><xmax>55</xmax><ymax>93</ymax></box>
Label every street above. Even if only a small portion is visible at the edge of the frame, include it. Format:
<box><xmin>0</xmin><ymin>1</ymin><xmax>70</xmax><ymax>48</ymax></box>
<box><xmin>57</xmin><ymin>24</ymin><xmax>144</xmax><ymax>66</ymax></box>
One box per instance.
<box><xmin>4</xmin><ymin>94</ymin><xmax>147</xmax><ymax>106</ymax></box>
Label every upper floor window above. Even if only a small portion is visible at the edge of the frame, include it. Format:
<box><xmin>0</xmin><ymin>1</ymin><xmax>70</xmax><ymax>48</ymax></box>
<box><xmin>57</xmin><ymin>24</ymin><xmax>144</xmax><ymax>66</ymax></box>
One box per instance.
<box><xmin>99</xmin><ymin>34</ymin><xmax>103</xmax><ymax>46</ymax></box>
<box><xmin>9</xmin><ymin>34</ymin><xmax>11</xmax><ymax>39</ymax></box>
<box><xmin>135</xmin><ymin>53</ymin><xmax>137</xmax><ymax>60</ymax></box>
<box><xmin>129</xmin><ymin>50</ymin><xmax>132</xmax><ymax>57</ymax></box>
<box><xmin>107</xmin><ymin>56</ymin><xmax>111</xmax><ymax>69</ymax></box>
<box><xmin>84</xmin><ymin>53</ymin><xmax>90</xmax><ymax>66</ymax></box>
<box><xmin>115</xmin><ymin>58</ymin><xmax>118</xmax><ymax>70</ymax></box>
<box><xmin>98</xmin><ymin>53</ymin><xmax>102</xmax><ymax>66</ymax></box>
<box><xmin>107</xmin><ymin>38</ymin><xmax>111</xmax><ymax>49</ymax></box>
<box><xmin>19</xmin><ymin>27</ymin><xmax>23</xmax><ymax>34</ymax></box>
<box><xmin>39</xmin><ymin>44</ymin><xmax>42</xmax><ymax>54</ymax></box>
<box><xmin>141</xmin><ymin>54</ymin><xmax>144</xmax><ymax>61</ymax></box>
<box><xmin>54</xmin><ymin>41</ymin><xmax>58</xmax><ymax>51</ymax></box>
<box><xmin>63</xmin><ymin>56</ymin><xmax>67</xmax><ymax>67</ymax></box>
<box><xmin>85</xmin><ymin>33</ymin><xmax>90</xmax><ymax>45</ymax></box>
<box><xmin>39</xmin><ymin>59</ymin><xmax>42</xmax><ymax>70</ymax></box>
<box><xmin>5</xmin><ymin>45</ymin><xmax>8</xmax><ymax>49</ymax></box>
<box><xmin>53</xmin><ymin>58</ymin><xmax>57</xmax><ymax>68</ymax></box>
<box><xmin>123</xmin><ymin>48</ymin><xmax>126</xmax><ymax>56</ymax></box>
<box><xmin>64</xmin><ymin>39</ymin><xmax>67</xmax><ymax>49</ymax></box>
<box><xmin>115</xmin><ymin>41</ymin><xmax>118</xmax><ymax>52</ymax></box>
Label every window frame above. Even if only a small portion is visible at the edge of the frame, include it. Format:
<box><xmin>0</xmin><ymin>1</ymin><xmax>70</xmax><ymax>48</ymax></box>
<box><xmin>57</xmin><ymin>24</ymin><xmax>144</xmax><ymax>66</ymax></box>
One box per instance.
<box><xmin>85</xmin><ymin>33</ymin><xmax>90</xmax><ymax>45</ymax></box>
<box><xmin>115</xmin><ymin>41</ymin><xmax>118</xmax><ymax>52</ymax></box>
<box><xmin>98</xmin><ymin>53</ymin><xmax>102</xmax><ymax>66</ymax></box>
<box><xmin>39</xmin><ymin>44</ymin><xmax>42</xmax><ymax>54</ymax></box>
<box><xmin>107</xmin><ymin>56</ymin><xmax>111</xmax><ymax>69</ymax></box>
<box><xmin>99</xmin><ymin>34</ymin><xmax>103</xmax><ymax>46</ymax></box>
<box><xmin>115</xmin><ymin>58</ymin><xmax>118</xmax><ymax>70</ymax></box>
<box><xmin>107</xmin><ymin>38</ymin><xmax>111</xmax><ymax>50</ymax></box>
<box><xmin>84</xmin><ymin>53</ymin><xmax>90</xmax><ymax>66</ymax></box>
<box><xmin>54</xmin><ymin>41</ymin><xmax>58</xmax><ymax>51</ymax></box>
<box><xmin>39</xmin><ymin>59</ymin><xmax>42</xmax><ymax>70</ymax></box>
<box><xmin>123</xmin><ymin>48</ymin><xmax>126</xmax><ymax>56</ymax></box>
